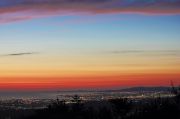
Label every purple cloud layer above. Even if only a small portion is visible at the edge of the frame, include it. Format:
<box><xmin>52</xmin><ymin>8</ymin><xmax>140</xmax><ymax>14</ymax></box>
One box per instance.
<box><xmin>0</xmin><ymin>0</ymin><xmax>180</xmax><ymax>23</ymax></box>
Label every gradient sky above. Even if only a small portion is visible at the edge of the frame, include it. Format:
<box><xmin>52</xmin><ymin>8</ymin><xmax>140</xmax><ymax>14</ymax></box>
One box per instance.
<box><xmin>0</xmin><ymin>0</ymin><xmax>180</xmax><ymax>90</ymax></box>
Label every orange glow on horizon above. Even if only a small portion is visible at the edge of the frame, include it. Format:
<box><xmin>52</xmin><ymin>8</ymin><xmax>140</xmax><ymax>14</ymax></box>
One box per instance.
<box><xmin>0</xmin><ymin>73</ymin><xmax>179</xmax><ymax>90</ymax></box>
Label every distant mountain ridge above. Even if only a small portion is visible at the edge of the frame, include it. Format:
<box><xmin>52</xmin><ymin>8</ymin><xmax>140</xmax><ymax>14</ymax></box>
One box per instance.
<box><xmin>56</xmin><ymin>87</ymin><xmax>172</xmax><ymax>93</ymax></box>
<box><xmin>119</xmin><ymin>87</ymin><xmax>171</xmax><ymax>92</ymax></box>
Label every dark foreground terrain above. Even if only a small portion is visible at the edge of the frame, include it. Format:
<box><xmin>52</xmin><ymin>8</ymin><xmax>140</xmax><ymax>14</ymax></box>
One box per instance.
<box><xmin>0</xmin><ymin>87</ymin><xmax>179</xmax><ymax>119</ymax></box>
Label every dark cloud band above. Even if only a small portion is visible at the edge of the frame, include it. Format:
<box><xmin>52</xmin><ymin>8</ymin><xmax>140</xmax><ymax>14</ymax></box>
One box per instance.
<box><xmin>0</xmin><ymin>52</ymin><xmax>38</xmax><ymax>57</ymax></box>
<box><xmin>0</xmin><ymin>0</ymin><xmax>180</xmax><ymax>23</ymax></box>
<box><xmin>108</xmin><ymin>50</ymin><xmax>180</xmax><ymax>56</ymax></box>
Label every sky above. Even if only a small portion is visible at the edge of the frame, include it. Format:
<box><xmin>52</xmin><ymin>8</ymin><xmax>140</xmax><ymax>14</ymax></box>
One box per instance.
<box><xmin>0</xmin><ymin>0</ymin><xmax>180</xmax><ymax>91</ymax></box>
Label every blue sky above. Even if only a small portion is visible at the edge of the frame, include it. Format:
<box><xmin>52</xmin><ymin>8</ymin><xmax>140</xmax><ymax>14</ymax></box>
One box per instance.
<box><xmin>1</xmin><ymin>14</ymin><xmax>180</xmax><ymax>55</ymax></box>
<box><xmin>0</xmin><ymin>0</ymin><xmax>180</xmax><ymax>89</ymax></box>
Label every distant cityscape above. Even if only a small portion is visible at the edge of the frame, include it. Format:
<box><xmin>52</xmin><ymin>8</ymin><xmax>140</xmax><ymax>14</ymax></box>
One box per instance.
<box><xmin>0</xmin><ymin>87</ymin><xmax>174</xmax><ymax>110</ymax></box>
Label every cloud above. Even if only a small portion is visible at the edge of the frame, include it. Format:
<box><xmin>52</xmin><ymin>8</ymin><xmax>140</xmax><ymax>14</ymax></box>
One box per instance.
<box><xmin>108</xmin><ymin>50</ymin><xmax>180</xmax><ymax>56</ymax></box>
<box><xmin>0</xmin><ymin>52</ymin><xmax>38</xmax><ymax>57</ymax></box>
<box><xmin>0</xmin><ymin>0</ymin><xmax>180</xmax><ymax>24</ymax></box>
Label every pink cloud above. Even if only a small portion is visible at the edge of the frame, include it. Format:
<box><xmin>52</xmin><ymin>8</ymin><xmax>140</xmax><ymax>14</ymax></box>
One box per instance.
<box><xmin>0</xmin><ymin>0</ymin><xmax>180</xmax><ymax>24</ymax></box>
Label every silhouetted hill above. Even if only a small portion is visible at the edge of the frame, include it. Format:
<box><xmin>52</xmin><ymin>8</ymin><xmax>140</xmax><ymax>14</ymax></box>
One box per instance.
<box><xmin>56</xmin><ymin>87</ymin><xmax>171</xmax><ymax>93</ymax></box>
<box><xmin>120</xmin><ymin>87</ymin><xmax>171</xmax><ymax>92</ymax></box>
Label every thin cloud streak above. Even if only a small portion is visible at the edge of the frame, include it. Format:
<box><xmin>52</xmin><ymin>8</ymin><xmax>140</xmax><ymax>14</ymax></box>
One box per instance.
<box><xmin>0</xmin><ymin>52</ymin><xmax>38</xmax><ymax>57</ymax></box>
<box><xmin>0</xmin><ymin>0</ymin><xmax>180</xmax><ymax>24</ymax></box>
<box><xmin>108</xmin><ymin>50</ymin><xmax>180</xmax><ymax>56</ymax></box>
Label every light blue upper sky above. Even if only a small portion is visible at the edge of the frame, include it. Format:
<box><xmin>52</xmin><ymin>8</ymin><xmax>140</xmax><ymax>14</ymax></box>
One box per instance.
<box><xmin>0</xmin><ymin>14</ymin><xmax>180</xmax><ymax>56</ymax></box>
